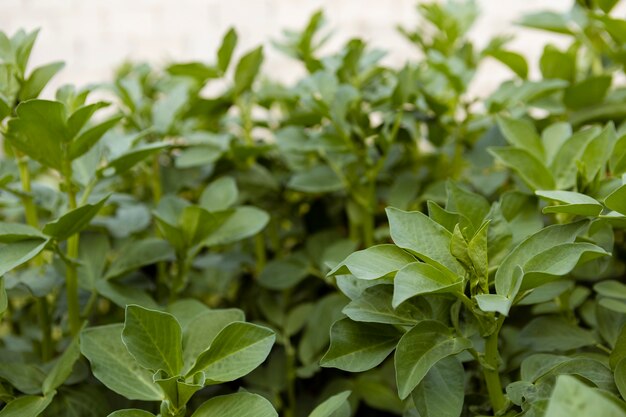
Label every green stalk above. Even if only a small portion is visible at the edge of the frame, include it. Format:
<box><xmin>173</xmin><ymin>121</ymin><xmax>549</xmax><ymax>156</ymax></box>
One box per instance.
<box><xmin>16</xmin><ymin>153</ymin><xmax>53</xmax><ymax>360</ymax></box>
<box><xmin>483</xmin><ymin>316</ymin><xmax>506</xmax><ymax>414</ymax></box>
<box><xmin>255</xmin><ymin>233</ymin><xmax>266</xmax><ymax>276</ymax></box>
<box><xmin>284</xmin><ymin>338</ymin><xmax>297</xmax><ymax>417</ymax></box>
<box><xmin>283</xmin><ymin>289</ymin><xmax>296</xmax><ymax>417</ymax></box>
<box><xmin>171</xmin><ymin>254</ymin><xmax>190</xmax><ymax>302</ymax></box>
<box><xmin>63</xmin><ymin>161</ymin><xmax>81</xmax><ymax>336</ymax></box>
<box><xmin>151</xmin><ymin>154</ymin><xmax>163</xmax><ymax>203</ymax></box>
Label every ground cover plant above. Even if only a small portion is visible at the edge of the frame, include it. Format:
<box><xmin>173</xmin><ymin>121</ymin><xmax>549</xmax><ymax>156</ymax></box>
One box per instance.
<box><xmin>3</xmin><ymin>0</ymin><xmax>626</xmax><ymax>415</ymax></box>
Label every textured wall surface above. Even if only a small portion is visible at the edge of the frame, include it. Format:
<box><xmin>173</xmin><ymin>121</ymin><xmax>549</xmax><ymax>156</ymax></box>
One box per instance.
<box><xmin>0</xmin><ymin>0</ymin><xmax>599</xmax><ymax>97</ymax></box>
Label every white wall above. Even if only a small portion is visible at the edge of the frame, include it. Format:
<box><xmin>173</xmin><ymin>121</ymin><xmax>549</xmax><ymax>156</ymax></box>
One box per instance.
<box><xmin>0</xmin><ymin>0</ymin><xmax>594</xmax><ymax>98</ymax></box>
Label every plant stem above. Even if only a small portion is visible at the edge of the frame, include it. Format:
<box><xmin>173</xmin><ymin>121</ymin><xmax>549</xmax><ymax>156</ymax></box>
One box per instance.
<box><xmin>151</xmin><ymin>154</ymin><xmax>162</xmax><ymax>204</ymax></box>
<box><xmin>284</xmin><ymin>338</ymin><xmax>297</xmax><ymax>417</ymax></box>
<box><xmin>16</xmin><ymin>153</ymin><xmax>53</xmax><ymax>360</ymax></box>
<box><xmin>255</xmin><ymin>232</ymin><xmax>266</xmax><ymax>276</ymax></box>
<box><xmin>16</xmin><ymin>155</ymin><xmax>38</xmax><ymax>228</ymax></box>
<box><xmin>483</xmin><ymin>316</ymin><xmax>506</xmax><ymax>414</ymax></box>
<box><xmin>64</xmin><ymin>162</ymin><xmax>81</xmax><ymax>336</ymax></box>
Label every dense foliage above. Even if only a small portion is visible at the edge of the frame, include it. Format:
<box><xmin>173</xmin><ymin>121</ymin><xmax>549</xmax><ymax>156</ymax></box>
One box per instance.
<box><xmin>3</xmin><ymin>0</ymin><xmax>626</xmax><ymax>416</ymax></box>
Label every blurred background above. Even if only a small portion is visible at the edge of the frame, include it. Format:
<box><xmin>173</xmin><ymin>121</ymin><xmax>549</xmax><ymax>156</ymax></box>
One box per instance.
<box><xmin>0</xmin><ymin>0</ymin><xmax>617</xmax><ymax>97</ymax></box>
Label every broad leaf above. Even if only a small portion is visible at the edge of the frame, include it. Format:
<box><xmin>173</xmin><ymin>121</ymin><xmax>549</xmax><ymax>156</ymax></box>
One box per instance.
<box><xmin>394</xmin><ymin>320</ymin><xmax>471</xmax><ymax>399</ymax></box>
<box><xmin>489</xmin><ymin>147</ymin><xmax>554</xmax><ymax>191</ymax></box>
<box><xmin>536</xmin><ymin>190</ymin><xmax>603</xmax><ymax>217</ymax></box>
<box><xmin>186</xmin><ymin>322</ymin><xmax>275</xmax><ymax>381</ymax></box>
<box><xmin>43</xmin><ymin>196</ymin><xmax>109</xmax><ymax>241</ymax></box>
<box><xmin>386</xmin><ymin>208</ymin><xmax>463</xmax><ymax>275</ymax></box>
<box><xmin>497</xmin><ymin>116</ymin><xmax>544</xmax><ymax>160</ymax></box>
<box><xmin>545</xmin><ymin>375</ymin><xmax>626</xmax><ymax>417</ymax></box>
<box><xmin>108</xmin><ymin>410</ymin><xmax>156</xmax><ymax>417</ymax></box>
<box><xmin>42</xmin><ymin>334</ymin><xmax>81</xmax><ymax>395</ymax></box>
<box><xmin>122</xmin><ymin>305</ymin><xmax>183</xmax><ymax>376</ymax></box>
<box><xmin>105</xmin><ymin>238</ymin><xmax>174</xmax><ymax>279</ymax></box>
<box><xmin>329</xmin><ymin>244</ymin><xmax>415</xmax><ymax>280</ymax></box>
<box><xmin>344</xmin><ymin>285</ymin><xmax>427</xmax><ymax>325</ymax></box>
<box><xmin>182</xmin><ymin>309</ymin><xmax>245</xmax><ymax>372</ymax></box>
<box><xmin>322</xmin><ymin>318</ymin><xmax>402</xmax><ymax>372</ymax></box>
<box><xmin>412</xmin><ymin>356</ymin><xmax>464</xmax><ymax>417</ymax></box>
<box><xmin>80</xmin><ymin>324</ymin><xmax>163</xmax><ymax>401</ymax></box>
<box><xmin>0</xmin><ymin>393</ymin><xmax>56</xmax><ymax>417</ymax></box>
<box><xmin>309</xmin><ymin>391</ymin><xmax>352</xmax><ymax>417</ymax></box>
<box><xmin>199</xmin><ymin>176</ymin><xmax>238</xmax><ymax>212</ymax></box>
<box><xmin>393</xmin><ymin>262</ymin><xmax>462</xmax><ymax>308</ymax></box>
<box><xmin>495</xmin><ymin>221</ymin><xmax>587</xmax><ymax>299</ymax></box>
<box><xmin>203</xmin><ymin>206</ymin><xmax>269</xmax><ymax>246</ymax></box>
<box><xmin>190</xmin><ymin>392</ymin><xmax>277</xmax><ymax>417</ymax></box>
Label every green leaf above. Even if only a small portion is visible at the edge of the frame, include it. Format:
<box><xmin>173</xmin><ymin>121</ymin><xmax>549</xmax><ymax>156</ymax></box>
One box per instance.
<box><xmin>392</xmin><ymin>262</ymin><xmax>463</xmax><ymax>308</ymax></box>
<box><xmin>497</xmin><ymin>116</ymin><xmax>544</xmax><ymax>160</ymax></box>
<box><xmin>563</xmin><ymin>75</ymin><xmax>612</xmax><ymax>110</ymax></box>
<box><xmin>217</xmin><ymin>28</ymin><xmax>238</xmax><ymax>73</ymax></box>
<box><xmin>545</xmin><ymin>375</ymin><xmax>626</xmax><ymax>417</ymax></box>
<box><xmin>328</xmin><ymin>244</ymin><xmax>415</xmax><ymax>280</ymax></box>
<box><xmin>321</xmin><ymin>318</ymin><xmax>402</xmax><ymax>372</ymax></box>
<box><xmin>550</xmin><ymin>127</ymin><xmax>602</xmax><ymax>189</ymax></box>
<box><xmin>0</xmin><ymin>238</ymin><xmax>48</xmax><ymax>276</ymax></box>
<box><xmin>69</xmin><ymin>116</ymin><xmax>122</xmax><ymax>160</ymax></box>
<box><xmin>495</xmin><ymin>221</ymin><xmax>587</xmax><ymax>299</ymax></box>
<box><xmin>605</xmin><ymin>184</ymin><xmax>626</xmax><ymax>215</ymax></box>
<box><xmin>489</xmin><ymin>147</ymin><xmax>554</xmax><ymax>191</ymax></box>
<box><xmin>395</xmin><ymin>320</ymin><xmax>471</xmax><ymax>400</ymax></box>
<box><xmin>19</xmin><ymin>61</ymin><xmax>65</xmax><ymax>101</ymax></box>
<box><xmin>446</xmin><ymin>182</ymin><xmax>491</xmax><ymax>231</ymax></box>
<box><xmin>67</xmin><ymin>102</ymin><xmax>110</xmax><ymax>137</ymax></box>
<box><xmin>42</xmin><ymin>334</ymin><xmax>81</xmax><ymax>395</ymax></box>
<box><xmin>475</xmin><ymin>294</ymin><xmax>513</xmax><ymax>316</ymax></box>
<box><xmin>0</xmin><ymin>393</ymin><xmax>56</xmax><ymax>417</ymax></box>
<box><xmin>521</xmin><ymin>242</ymin><xmax>608</xmax><ymax>290</ymax></box>
<box><xmin>6</xmin><ymin>99</ymin><xmax>67</xmax><ymax>171</ymax></box>
<box><xmin>517</xmin><ymin>11</ymin><xmax>572</xmax><ymax>35</ymax></box>
<box><xmin>199</xmin><ymin>177</ymin><xmax>238</xmax><ymax>212</ymax></box>
<box><xmin>412</xmin><ymin>356</ymin><xmax>464</xmax><ymax>417</ymax></box>
<box><xmin>180</xmin><ymin>206</ymin><xmax>232</xmax><ymax>248</ymax></box>
<box><xmin>0</xmin><ymin>222</ymin><xmax>46</xmax><ymax>241</ymax></box>
<box><xmin>203</xmin><ymin>206</ymin><xmax>269</xmax><ymax>246</ymax></box>
<box><xmin>43</xmin><ymin>196</ymin><xmax>109</xmax><ymax>241</ymax></box>
<box><xmin>487</xmin><ymin>50</ymin><xmax>528</xmax><ymax>79</ymax></box>
<box><xmin>190</xmin><ymin>392</ymin><xmax>277</xmax><ymax>417</ymax></box>
<box><xmin>103</xmin><ymin>142</ymin><xmax>170</xmax><ymax>176</ymax></box>
<box><xmin>182</xmin><ymin>309</ymin><xmax>245</xmax><ymax>372</ymax></box>
<box><xmin>616</xmin><ymin>358</ymin><xmax>626</xmax><ymax>400</ymax></box>
<box><xmin>105</xmin><ymin>238</ymin><xmax>174</xmax><ymax>280</ymax></box>
<box><xmin>536</xmin><ymin>190</ymin><xmax>603</xmax><ymax>217</ymax></box>
<box><xmin>344</xmin><ymin>285</ymin><xmax>427</xmax><ymax>326</ymax></box>
<box><xmin>258</xmin><ymin>255</ymin><xmax>310</xmax><ymax>290</ymax></box>
<box><xmin>288</xmin><ymin>165</ymin><xmax>344</xmax><ymax>193</ymax></box>
<box><xmin>540</xmin><ymin>45</ymin><xmax>575</xmax><ymax>82</ymax></box>
<box><xmin>153</xmin><ymin>372</ymin><xmax>202</xmax><ymax>412</ymax></box>
<box><xmin>108</xmin><ymin>410</ymin><xmax>156</xmax><ymax>417</ymax></box>
<box><xmin>95</xmin><ymin>280</ymin><xmax>159</xmax><ymax>310</ymax></box>
<box><xmin>386</xmin><ymin>208</ymin><xmax>463</xmax><ymax>275</ymax></box>
<box><xmin>542</xmin><ymin>122</ymin><xmax>572</xmax><ymax>165</ymax></box>
<box><xmin>80</xmin><ymin>324</ymin><xmax>163</xmax><ymax>401</ymax></box>
<box><xmin>233</xmin><ymin>46</ymin><xmax>263</xmax><ymax>96</ymax></box>
<box><xmin>122</xmin><ymin>305</ymin><xmax>183</xmax><ymax>376</ymax></box>
<box><xmin>152</xmin><ymin>83</ymin><xmax>189</xmax><ymax>134</ymax></box>
<box><xmin>309</xmin><ymin>391</ymin><xmax>352</xmax><ymax>417</ymax></box>
<box><xmin>0</xmin><ymin>277</ymin><xmax>6</xmax><ymax>316</ymax></box>
<box><xmin>186</xmin><ymin>322</ymin><xmax>275</xmax><ymax>381</ymax></box>
<box><xmin>520</xmin><ymin>316</ymin><xmax>596</xmax><ymax>351</ymax></box>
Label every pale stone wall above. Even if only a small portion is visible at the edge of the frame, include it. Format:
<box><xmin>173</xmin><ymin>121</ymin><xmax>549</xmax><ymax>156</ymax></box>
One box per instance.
<box><xmin>0</xmin><ymin>0</ymin><xmax>605</xmax><ymax>98</ymax></box>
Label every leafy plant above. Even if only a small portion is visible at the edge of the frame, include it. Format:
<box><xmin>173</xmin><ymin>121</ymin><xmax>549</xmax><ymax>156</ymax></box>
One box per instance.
<box><xmin>4</xmin><ymin>1</ymin><xmax>626</xmax><ymax>416</ymax></box>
